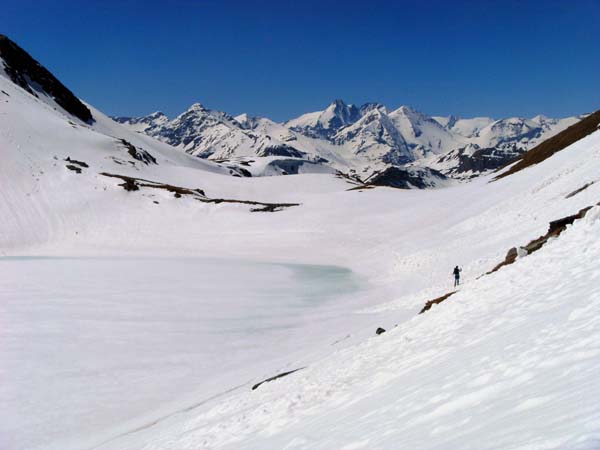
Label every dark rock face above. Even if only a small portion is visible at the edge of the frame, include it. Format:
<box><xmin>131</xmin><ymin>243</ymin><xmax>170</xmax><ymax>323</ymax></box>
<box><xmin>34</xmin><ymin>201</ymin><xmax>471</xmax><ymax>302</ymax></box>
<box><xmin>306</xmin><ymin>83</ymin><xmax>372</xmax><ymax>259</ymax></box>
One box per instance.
<box><xmin>376</xmin><ymin>327</ymin><xmax>386</xmax><ymax>335</ymax></box>
<box><xmin>455</xmin><ymin>146</ymin><xmax>523</xmax><ymax>174</ymax></box>
<box><xmin>435</xmin><ymin>144</ymin><xmax>524</xmax><ymax>177</ymax></box>
<box><xmin>0</xmin><ymin>34</ymin><xmax>93</xmax><ymax>123</ymax></box>
<box><xmin>366</xmin><ymin>167</ymin><xmax>446</xmax><ymax>189</ymax></box>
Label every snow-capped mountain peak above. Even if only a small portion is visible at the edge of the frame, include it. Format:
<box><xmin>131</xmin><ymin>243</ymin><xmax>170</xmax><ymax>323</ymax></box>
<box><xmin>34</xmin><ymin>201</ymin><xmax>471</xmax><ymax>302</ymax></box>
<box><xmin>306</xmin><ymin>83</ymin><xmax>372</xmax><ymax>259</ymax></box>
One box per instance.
<box><xmin>285</xmin><ymin>99</ymin><xmax>361</xmax><ymax>139</ymax></box>
<box><xmin>116</xmin><ymin>97</ymin><xmax>582</xmax><ymax>182</ymax></box>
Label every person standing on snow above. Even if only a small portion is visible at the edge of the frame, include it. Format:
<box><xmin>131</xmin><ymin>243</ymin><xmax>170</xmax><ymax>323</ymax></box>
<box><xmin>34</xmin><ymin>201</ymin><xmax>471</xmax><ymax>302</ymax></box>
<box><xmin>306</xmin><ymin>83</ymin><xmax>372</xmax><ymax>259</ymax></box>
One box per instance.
<box><xmin>453</xmin><ymin>266</ymin><xmax>462</xmax><ymax>287</ymax></box>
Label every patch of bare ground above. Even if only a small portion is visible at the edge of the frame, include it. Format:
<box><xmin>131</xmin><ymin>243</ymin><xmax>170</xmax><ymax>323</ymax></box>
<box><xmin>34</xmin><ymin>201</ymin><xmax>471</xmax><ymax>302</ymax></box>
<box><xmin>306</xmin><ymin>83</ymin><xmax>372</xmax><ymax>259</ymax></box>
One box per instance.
<box><xmin>495</xmin><ymin>109</ymin><xmax>600</xmax><ymax>180</ymax></box>
<box><xmin>99</xmin><ymin>172</ymin><xmax>299</xmax><ymax>212</ymax></box>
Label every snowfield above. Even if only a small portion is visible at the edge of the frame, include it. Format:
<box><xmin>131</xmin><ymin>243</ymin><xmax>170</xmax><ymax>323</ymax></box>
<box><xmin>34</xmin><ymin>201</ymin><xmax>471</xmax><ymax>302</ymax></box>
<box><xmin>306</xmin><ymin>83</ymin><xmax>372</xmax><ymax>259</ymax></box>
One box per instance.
<box><xmin>99</xmin><ymin>205</ymin><xmax>600</xmax><ymax>450</ymax></box>
<box><xmin>2</xmin><ymin>43</ymin><xmax>600</xmax><ymax>449</ymax></box>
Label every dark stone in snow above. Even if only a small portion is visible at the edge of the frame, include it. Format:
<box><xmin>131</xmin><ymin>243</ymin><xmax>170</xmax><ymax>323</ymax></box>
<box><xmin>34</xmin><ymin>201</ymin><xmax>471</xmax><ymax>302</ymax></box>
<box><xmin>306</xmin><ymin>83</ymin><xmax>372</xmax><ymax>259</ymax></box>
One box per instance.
<box><xmin>376</xmin><ymin>327</ymin><xmax>386</xmax><ymax>335</ymax></box>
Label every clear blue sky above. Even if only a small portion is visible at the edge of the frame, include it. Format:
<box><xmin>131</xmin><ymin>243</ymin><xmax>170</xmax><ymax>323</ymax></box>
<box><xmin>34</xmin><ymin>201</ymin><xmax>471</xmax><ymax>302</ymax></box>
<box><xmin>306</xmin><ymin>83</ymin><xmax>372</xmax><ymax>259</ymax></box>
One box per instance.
<box><xmin>2</xmin><ymin>0</ymin><xmax>599</xmax><ymax>121</ymax></box>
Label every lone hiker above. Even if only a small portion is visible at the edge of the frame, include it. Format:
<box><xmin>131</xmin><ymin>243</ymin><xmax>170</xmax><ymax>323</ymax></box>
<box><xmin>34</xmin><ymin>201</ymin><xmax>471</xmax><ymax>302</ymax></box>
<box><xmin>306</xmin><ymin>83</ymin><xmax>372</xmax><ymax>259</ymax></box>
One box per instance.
<box><xmin>453</xmin><ymin>266</ymin><xmax>462</xmax><ymax>287</ymax></box>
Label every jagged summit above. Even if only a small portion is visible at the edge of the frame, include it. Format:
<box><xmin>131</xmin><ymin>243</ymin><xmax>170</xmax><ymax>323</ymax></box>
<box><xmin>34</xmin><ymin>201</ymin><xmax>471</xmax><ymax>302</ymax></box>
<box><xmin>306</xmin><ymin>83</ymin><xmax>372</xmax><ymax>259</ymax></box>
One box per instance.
<box><xmin>188</xmin><ymin>102</ymin><xmax>207</xmax><ymax>112</ymax></box>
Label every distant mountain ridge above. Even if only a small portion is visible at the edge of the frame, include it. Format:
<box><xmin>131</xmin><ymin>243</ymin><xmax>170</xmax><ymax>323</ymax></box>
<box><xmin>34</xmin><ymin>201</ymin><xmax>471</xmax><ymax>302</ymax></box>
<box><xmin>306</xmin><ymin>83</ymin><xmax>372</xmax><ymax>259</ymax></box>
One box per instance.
<box><xmin>115</xmin><ymin>100</ymin><xmax>581</xmax><ymax>180</ymax></box>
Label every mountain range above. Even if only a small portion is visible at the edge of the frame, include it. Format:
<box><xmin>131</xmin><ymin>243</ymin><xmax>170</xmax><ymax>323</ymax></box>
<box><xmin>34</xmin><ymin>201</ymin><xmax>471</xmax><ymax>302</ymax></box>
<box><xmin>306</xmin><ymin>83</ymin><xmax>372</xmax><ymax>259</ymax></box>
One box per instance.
<box><xmin>115</xmin><ymin>100</ymin><xmax>581</xmax><ymax>181</ymax></box>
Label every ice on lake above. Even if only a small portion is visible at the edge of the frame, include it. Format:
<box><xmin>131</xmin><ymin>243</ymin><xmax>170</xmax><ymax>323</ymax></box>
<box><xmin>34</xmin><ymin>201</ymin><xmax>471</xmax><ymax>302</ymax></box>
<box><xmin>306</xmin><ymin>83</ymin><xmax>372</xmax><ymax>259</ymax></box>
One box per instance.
<box><xmin>0</xmin><ymin>256</ymin><xmax>365</xmax><ymax>450</ymax></box>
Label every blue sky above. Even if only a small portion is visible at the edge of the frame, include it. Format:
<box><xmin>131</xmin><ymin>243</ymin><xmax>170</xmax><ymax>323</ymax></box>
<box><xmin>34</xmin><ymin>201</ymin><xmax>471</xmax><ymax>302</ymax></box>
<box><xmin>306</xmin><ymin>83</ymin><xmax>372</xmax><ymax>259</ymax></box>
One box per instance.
<box><xmin>2</xmin><ymin>0</ymin><xmax>599</xmax><ymax>120</ymax></box>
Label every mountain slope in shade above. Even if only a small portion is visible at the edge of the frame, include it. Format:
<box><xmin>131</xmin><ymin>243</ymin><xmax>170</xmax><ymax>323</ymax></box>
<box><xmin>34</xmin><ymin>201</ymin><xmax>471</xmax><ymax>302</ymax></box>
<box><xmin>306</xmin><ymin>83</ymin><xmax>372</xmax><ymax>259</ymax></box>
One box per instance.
<box><xmin>0</xmin><ymin>34</ymin><xmax>93</xmax><ymax>123</ymax></box>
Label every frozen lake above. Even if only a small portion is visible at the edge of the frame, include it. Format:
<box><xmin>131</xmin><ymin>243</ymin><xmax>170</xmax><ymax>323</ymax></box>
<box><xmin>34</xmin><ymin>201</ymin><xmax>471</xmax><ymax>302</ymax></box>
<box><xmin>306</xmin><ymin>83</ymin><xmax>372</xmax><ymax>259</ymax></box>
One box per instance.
<box><xmin>0</xmin><ymin>256</ymin><xmax>366</xmax><ymax>450</ymax></box>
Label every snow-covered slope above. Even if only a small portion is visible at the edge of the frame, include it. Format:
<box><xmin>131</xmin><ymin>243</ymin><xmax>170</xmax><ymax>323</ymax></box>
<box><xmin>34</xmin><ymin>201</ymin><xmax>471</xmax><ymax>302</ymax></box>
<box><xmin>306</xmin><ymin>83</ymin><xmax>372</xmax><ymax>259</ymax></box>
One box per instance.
<box><xmin>2</xmin><ymin>33</ymin><xmax>600</xmax><ymax>450</ymax></box>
